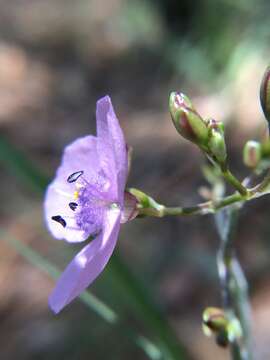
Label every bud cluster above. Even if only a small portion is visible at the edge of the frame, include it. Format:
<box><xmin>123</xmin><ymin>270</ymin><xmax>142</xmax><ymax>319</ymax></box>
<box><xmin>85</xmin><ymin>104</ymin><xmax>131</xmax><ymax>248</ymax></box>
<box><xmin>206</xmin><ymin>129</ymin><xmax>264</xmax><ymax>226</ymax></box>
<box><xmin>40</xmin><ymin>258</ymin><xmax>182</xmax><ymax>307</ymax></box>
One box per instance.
<box><xmin>166</xmin><ymin>66</ymin><xmax>270</xmax><ymax>357</ymax></box>
<box><xmin>169</xmin><ymin>92</ymin><xmax>227</xmax><ymax>166</ymax></box>
<box><xmin>241</xmin><ymin>66</ymin><xmax>270</xmax><ymax>170</ymax></box>
<box><xmin>243</xmin><ymin>67</ymin><xmax>270</xmax><ymax>172</ymax></box>
<box><xmin>170</xmin><ymin>65</ymin><xmax>270</xmax><ymax>172</ymax></box>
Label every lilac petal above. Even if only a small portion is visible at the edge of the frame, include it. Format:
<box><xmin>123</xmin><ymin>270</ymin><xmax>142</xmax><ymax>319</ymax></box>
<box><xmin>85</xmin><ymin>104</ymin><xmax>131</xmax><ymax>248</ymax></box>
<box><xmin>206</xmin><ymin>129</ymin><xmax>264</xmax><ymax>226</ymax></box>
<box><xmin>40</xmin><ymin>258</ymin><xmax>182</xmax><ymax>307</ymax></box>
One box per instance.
<box><xmin>49</xmin><ymin>208</ymin><xmax>121</xmax><ymax>313</ymax></box>
<box><xmin>44</xmin><ymin>135</ymin><xmax>103</xmax><ymax>243</ymax></box>
<box><xmin>96</xmin><ymin>96</ymin><xmax>128</xmax><ymax>202</ymax></box>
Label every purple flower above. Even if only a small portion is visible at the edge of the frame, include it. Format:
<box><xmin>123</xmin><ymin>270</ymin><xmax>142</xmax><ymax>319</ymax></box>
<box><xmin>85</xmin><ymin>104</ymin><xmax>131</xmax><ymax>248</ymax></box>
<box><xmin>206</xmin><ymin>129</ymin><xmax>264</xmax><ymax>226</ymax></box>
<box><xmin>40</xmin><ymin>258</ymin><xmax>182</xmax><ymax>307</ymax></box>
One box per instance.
<box><xmin>44</xmin><ymin>96</ymin><xmax>132</xmax><ymax>313</ymax></box>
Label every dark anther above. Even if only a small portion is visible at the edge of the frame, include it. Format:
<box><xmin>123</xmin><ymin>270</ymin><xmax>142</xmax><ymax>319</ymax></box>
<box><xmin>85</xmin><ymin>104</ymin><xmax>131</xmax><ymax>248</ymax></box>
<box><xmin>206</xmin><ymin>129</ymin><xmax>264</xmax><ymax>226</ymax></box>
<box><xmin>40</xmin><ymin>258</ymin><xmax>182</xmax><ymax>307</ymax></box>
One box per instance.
<box><xmin>51</xmin><ymin>215</ymin><xmax>66</xmax><ymax>228</ymax></box>
<box><xmin>67</xmin><ymin>170</ymin><xmax>84</xmax><ymax>183</ymax></box>
<box><xmin>69</xmin><ymin>202</ymin><xmax>78</xmax><ymax>211</ymax></box>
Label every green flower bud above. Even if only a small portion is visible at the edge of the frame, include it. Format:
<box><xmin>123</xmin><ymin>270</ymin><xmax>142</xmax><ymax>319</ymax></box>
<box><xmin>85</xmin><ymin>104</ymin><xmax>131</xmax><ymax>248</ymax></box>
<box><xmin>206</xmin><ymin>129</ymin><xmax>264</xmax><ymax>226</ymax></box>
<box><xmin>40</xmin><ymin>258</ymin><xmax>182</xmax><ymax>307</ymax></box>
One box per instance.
<box><xmin>260</xmin><ymin>66</ymin><xmax>270</xmax><ymax>124</ymax></box>
<box><xmin>169</xmin><ymin>92</ymin><xmax>209</xmax><ymax>146</ymax></box>
<box><xmin>202</xmin><ymin>307</ymin><xmax>230</xmax><ymax>348</ymax></box>
<box><xmin>208</xmin><ymin>119</ymin><xmax>227</xmax><ymax>165</ymax></box>
<box><xmin>203</xmin><ymin>307</ymin><xmax>228</xmax><ymax>334</ymax></box>
<box><xmin>243</xmin><ymin>140</ymin><xmax>261</xmax><ymax>168</ymax></box>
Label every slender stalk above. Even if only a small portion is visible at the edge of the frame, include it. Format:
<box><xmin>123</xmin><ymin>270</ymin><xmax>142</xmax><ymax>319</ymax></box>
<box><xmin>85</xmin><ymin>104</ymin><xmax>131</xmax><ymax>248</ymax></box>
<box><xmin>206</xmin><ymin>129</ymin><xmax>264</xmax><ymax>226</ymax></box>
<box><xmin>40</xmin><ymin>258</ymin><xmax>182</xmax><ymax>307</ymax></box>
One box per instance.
<box><xmin>249</xmin><ymin>168</ymin><xmax>270</xmax><ymax>194</ymax></box>
<box><xmin>221</xmin><ymin>168</ymin><xmax>248</xmax><ymax>196</ymax></box>
<box><xmin>163</xmin><ymin>193</ymin><xmax>244</xmax><ymax>216</ymax></box>
<box><xmin>138</xmin><ymin>192</ymin><xmax>244</xmax><ymax>217</ymax></box>
<box><xmin>230</xmin><ymin>258</ymin><xmax>253</xmax><ymax>359</ymax></box>
<box><xmin>205</xmin><ymin>155</ymin><xmax>247</xmax><ymax>196</ymax></box>
<box><xmin>215</xmin><ymin>208</ymin><xmax>253</xmax><ymax>360</ymax></box>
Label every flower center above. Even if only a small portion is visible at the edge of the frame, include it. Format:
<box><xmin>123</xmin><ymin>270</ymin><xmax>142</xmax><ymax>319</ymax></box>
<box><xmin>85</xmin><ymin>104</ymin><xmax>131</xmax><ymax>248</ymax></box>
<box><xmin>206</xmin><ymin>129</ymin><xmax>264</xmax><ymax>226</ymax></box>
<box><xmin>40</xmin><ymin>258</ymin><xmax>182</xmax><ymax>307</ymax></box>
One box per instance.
<box><xmin>51</xmin><ymin>170</ymin><xmax>118</xmax><ymax>236</ymax></box>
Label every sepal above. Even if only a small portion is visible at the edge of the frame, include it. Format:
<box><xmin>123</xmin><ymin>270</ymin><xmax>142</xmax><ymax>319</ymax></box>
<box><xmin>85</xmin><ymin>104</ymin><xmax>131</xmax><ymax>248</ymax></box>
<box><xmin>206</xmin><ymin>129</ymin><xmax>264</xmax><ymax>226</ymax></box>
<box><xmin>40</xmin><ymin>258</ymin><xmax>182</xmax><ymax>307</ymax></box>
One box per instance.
<box><xmin>121</xmin><ymin>191</ymin><xmax>139</xmax><ymax>223</ymax></box>
<box><xmin>207</xmin><ymin>119</ymin><xmax>227</xmax><ymax>165</ymax></box>
<box><xmin>127</xmin><ymin>188</ymin><xmax>165</xmax><ymax>217</ymax></box>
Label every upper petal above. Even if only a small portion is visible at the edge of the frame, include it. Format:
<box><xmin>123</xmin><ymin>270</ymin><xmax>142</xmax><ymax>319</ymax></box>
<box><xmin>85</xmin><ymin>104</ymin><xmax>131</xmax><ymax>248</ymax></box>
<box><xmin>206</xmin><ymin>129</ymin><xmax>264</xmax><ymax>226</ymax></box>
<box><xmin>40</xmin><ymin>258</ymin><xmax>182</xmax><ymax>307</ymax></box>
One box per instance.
<box><xmin>96</xmin><ymin>96</ymin><xmax>128</xmax><ymax>202</ymax></box>
<box><xmin>44</xmin><ymin>135</ymin><xmax>103</xmax><ymax>243</ymax></box>
<box><xmin>48</xmin><ymin>208</ymin><xmax>121</xmax><ymax>313</ymax></box>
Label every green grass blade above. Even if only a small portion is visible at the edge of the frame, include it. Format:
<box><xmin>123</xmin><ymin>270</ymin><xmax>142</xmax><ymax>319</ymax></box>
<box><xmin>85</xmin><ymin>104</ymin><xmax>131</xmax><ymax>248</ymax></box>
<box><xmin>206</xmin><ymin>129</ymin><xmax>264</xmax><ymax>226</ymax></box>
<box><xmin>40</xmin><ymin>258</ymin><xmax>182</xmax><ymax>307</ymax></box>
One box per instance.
<box><xmin>0</xmin><ymin>136</ymin><xmax>48</xmax><ymax>193</ymax></box>
<box><xmin>0</xmin><ymin>228</ymin><xmax>162</xmax><ymax>360</ymax></box>
<box><xmin>109</xmin><ymin>254</ymin><xmax>188</xmax><ymax>360</ymax></box>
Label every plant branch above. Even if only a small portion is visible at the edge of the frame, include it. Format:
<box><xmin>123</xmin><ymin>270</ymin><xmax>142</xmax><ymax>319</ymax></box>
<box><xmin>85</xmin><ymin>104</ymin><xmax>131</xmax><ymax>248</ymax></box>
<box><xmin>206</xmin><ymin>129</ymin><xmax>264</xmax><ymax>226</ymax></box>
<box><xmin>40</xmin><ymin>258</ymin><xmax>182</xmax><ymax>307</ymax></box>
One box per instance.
<box><xmin>221</xmin><ymin>168</ymin><xmax>248</xmax><ymax>196</ymax></box>
<box><xmin>249</xmin><ymin>168</ymin><xmax>270</xmax><ymax>194</ymax></box>
<box><xmin>138</xmin><ymin>192</ymin><xmax>245</xmax><ymax>218</ymax></box>
<box><xmin>215</xmin><ymin>207</ymin><xmax>253</xmax><ymax>360</ymax></box>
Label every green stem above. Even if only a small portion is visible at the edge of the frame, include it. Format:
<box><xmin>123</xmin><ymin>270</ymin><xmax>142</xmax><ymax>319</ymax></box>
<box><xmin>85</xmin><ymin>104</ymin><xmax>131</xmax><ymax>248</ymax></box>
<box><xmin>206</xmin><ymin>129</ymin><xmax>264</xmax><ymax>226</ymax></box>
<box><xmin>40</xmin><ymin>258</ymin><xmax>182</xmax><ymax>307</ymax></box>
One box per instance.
<box><xmin>205</xmin><ymin>155</ymin><xmax>247</xmax><ymax>196</ymax></box>
<box><xmin>249</xmin><ymin>168</ymin><xmax>270</xmax><ymax>194</ymax></box>
<box><xmin>215</xmin><ymin>208</ymin><xmax>253</xmax><ymax>360</ymax></box>
<box><xmin>139</xmin><ymin>192</ymin><xmax>244</xmax><ymax>218</ymax></box>
<box><xmin>221</xmin><ymin>168</ymin><xmax>248</xmax><ymax>196</ymax></box>
<box><xmin>137</xmin><ymin>165</ymin><xmax>270</xmax><ymax>219</ymax></box>
<box><xmin>230</xmin><ymin>258</ymin><xmax>253</xmax><ymax>359</ymax></box>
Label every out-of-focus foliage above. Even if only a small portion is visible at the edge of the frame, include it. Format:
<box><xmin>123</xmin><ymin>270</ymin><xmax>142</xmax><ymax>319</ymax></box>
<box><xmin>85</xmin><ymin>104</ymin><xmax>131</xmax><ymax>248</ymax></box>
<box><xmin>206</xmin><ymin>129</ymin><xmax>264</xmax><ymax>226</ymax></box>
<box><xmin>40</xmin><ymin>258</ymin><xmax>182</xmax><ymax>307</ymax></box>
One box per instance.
<box><xmin>1</xmin><ymin>0</ymin><xmax>270</xmax><ymax>359</ymax></box>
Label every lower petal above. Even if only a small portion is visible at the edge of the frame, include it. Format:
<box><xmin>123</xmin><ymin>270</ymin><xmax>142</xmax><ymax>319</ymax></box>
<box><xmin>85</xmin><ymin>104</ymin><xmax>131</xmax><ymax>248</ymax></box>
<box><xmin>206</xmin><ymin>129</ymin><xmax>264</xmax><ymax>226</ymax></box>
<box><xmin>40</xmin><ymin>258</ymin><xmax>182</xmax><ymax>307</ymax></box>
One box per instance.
<box><xmin>49</xmin><ymin>208</ymin><xmax>121</xmax><ymax>313</ymax></box>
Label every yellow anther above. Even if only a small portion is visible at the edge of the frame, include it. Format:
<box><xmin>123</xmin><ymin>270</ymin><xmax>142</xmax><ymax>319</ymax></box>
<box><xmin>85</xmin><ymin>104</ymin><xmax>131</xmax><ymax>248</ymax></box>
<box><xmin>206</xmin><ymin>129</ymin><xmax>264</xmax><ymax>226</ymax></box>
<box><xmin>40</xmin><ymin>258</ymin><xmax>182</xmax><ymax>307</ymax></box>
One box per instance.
<box><xmin>74</xmin><ymin>191</ymin><xmax>79</xmax><ymax>200</ymax></box>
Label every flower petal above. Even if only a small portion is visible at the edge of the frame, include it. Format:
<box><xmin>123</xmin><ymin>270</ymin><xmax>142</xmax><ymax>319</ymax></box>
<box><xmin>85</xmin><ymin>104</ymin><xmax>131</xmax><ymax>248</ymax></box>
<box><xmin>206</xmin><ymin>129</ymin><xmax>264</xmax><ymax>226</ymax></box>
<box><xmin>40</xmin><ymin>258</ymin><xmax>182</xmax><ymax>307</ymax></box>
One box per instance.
<box><xmin>48</xmin><ymin>208</ymin><xmax>121</xmax><ymax>313</ymax></box>
<box><xmin>44</xmin><ymin>135</ymin><xmax>102</xmax><ymax>243</ymax></box>
<box><xmin>96</xmin><ymin>96</ymin><xmax>128</xmax><ymax>202</ymax></box>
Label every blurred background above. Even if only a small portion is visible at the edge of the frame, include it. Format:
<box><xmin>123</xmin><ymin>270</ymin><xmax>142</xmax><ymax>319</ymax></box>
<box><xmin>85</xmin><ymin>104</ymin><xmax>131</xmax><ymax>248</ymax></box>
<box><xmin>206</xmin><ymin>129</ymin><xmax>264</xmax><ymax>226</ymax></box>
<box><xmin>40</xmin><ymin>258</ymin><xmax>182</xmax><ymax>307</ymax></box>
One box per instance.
<box><xmin>1</xmin><ymin>0</ymin><xmax>270</xmax><ymax>359</ymax></box>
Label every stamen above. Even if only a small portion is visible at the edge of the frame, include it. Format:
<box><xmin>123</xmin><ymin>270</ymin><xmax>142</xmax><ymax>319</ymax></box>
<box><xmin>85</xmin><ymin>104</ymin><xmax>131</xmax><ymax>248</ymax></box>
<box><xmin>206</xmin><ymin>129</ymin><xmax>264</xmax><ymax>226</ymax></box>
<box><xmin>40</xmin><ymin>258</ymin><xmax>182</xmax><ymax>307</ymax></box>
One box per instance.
<box><xmin>67</xmin><ymin>171</ymin><xmax>84</xmax><ymax>183</ymax></box>
<box><xmin>55</xmin><ymin>189</ymin><xmax>73</xmax><ymax>198</ymax></box>
<box><xmin>69</xmin><ymin>202</ymin><xmax>78</xmax><ymax>211</ymax></box>
<box><xmin>66</xmin><ymin>225</ymin><xmax>81</xmax><ymax>231</ymax></box>
<box><xmin>51</xmin><ymin>215</ymin><xmax>67</xmax><ymax>228</ymax></box>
